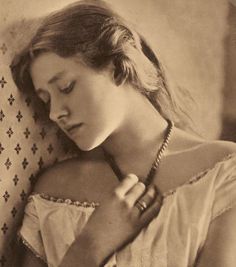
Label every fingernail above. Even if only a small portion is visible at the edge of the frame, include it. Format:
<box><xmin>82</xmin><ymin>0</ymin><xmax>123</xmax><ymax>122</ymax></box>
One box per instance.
<box><xmin>127</xmin><ymin>173</ymin><xmax>139</xmax><ymax>182</ymax></box>
<box><xmin>147</xmin><ymin>186</ymin><xmax>156</xmax><ymax>197</ymax></box>
<box><xmin>137</xmin><ymin>181</ymin><xmax>146</xmax><ymax>188</ymax></box>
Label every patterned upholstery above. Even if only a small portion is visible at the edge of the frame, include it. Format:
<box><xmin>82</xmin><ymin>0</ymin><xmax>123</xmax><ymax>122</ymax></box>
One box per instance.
<box><xmin>0</xmin><ymin>18</ymin><xmax>78</xmax><ymax>266</ymax></box>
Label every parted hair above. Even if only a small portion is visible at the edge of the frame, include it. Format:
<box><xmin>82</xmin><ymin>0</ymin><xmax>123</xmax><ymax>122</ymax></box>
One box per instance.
<box><xmin>10</xmin><ymin>0</ymin><xmax>193</xmax><ymax>129</ymax></box>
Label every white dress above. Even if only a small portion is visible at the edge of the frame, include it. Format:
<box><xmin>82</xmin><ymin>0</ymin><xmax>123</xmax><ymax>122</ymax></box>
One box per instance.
<box><xmin>19</xmin><ymin>153</ymin><xmax>236</xmax><ymax>267</ymax></box>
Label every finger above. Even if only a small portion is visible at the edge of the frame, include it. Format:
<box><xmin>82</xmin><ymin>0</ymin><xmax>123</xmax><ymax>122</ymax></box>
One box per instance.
<box><xmin>114</xmin><ymin>174</ymin><xmax>139</xmax><ymax>197</ymax></box>
<box><xmin>125</xmin><ymin>182</ymin><xmax>146</xmax><ymax>206</ymax></box>
<box><xmin>138</xmin><ymin>185</ymin><xmax>157</xmax><ymax>205</ymax></box>
<box><xmin>140</xmin><ymin>194</ymin><xmax>163</xmax><ymax>224</ymax></box>
<box><xmin>133</xmin><ymin>185</ymin><xmax>157</xmax><ymax>214</ymax></box>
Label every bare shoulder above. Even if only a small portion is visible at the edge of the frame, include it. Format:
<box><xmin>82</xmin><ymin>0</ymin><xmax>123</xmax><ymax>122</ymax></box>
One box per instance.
<box><xmin>173</xmin><ymin>127</ymin><xmax>236</xmax><ymax>157</ymax></box>
<box><xmin>33</xmin><ymin>149</ymin><xmax>117</xmax><ymax>201</ymax></box>
<box><xmin>189</xmin><ymin>141</ymin><xmax>236</xmax><ymax>266</ymax></box>
<box><xmin>182</xmin><ymin>139</ymin><xmax>236</xmax><ymax>172</ymax></box>
<box><xmin>199</xmin><ymin>139</ymin><xmax>236</xmax><ymax>160</ymax></box>
<box><xmin>158</xmin><ymin>129</ymin><xmax>236</xmax><ymax>192</ymax></box>
<box><xmin>34</xmin><ymin>156</ymin><xmax>87</xmax><ymax>191</ymax></box>
<box><xmin>173</xmin><ymin>126</ymin><xmax>236</xmax><ymax>161</ymax></box>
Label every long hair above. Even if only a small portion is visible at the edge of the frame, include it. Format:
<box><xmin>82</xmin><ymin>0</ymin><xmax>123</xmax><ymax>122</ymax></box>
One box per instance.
<box><xmin>10</xmin><ymin>0</ymin><xmax>193</xmax><ymax>130</ymax></box>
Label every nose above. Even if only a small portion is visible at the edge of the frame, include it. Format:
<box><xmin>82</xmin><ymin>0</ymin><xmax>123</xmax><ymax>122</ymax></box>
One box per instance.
<box><xmin>49</xmin><ymin>99</ymin><xmax>69</xmax><ymax>123</ymax></box>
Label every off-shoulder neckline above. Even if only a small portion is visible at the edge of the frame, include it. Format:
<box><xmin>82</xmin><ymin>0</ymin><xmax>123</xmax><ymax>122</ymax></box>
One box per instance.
<box><xmin>30</xmin><ymin>192</ymin><xmax>100</xmax><ymax>208</ymax></box>
<box><xmin>31</xmin><ymin>152</ymin><xmax>236</xmax><ymax>207</ymax></box>
<box><xmin>163</xmin><ymin>152</ymin><xmax>236</xmax><ymax>197</ymax></box>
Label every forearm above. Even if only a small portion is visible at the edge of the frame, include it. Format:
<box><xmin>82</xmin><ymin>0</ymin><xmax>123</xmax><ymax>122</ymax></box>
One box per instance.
<box><xmin>59</xmin><ymin>231</ymin><xmax>108</xmax><ymax>267</ymax></box>
<box><xmin>21</xmin><ymin>249</ymin><xmax>47</xmax><ymax>267</ymax></box>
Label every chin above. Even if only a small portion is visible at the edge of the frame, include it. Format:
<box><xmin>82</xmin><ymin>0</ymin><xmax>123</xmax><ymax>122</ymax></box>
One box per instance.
<box><xmin>78</xmin><ymin>145</ymin><xmax>95</xmax><ymax>152</ymax></box>
<box><xmin>75</xmin><ymin>138</ymin><xmax>104</xmax><ymax>152</ymax></box>
<box><xmin>74</xmin><ymin>129</ymin><xmax>112</xmax><ymax>152</ymax></box>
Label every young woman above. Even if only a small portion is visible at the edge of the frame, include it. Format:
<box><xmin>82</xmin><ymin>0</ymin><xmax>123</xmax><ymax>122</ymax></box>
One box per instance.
<box><xmin>10</xmin><ymin>1</ymin><xmax>236</xmax><ymax>266</ymax></box>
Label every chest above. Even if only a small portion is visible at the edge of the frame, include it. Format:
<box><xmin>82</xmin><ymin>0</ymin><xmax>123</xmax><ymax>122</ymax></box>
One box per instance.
<box><xmin>102</xmin><ymin>151</ymin><xmax>215</xmax><ymax>195</ymax></box>
<box><xmin>48</xmin><ymin>147</ymin><xmax>218</xmax><ymax>202</ymax></box>
<box><xmin>61</xmin><ymin>156</ymin><xmax>201</xmax><ymax>202</ymax></box>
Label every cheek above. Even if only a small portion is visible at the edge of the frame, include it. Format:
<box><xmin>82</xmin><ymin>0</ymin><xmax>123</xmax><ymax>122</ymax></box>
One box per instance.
<box><xmin>72</xmin><ymin>82</ymin><xmax>126</xmax><ymax>123</ymax></box>
<box><xmin>87</xmin><ymin>98</ymin><xmax>120</xmax><ymax>123</ymax></box>
<box><xmin>77</xmin><ymin>90</ymin><xmax>105</xmax><ymax>117</ymax></box>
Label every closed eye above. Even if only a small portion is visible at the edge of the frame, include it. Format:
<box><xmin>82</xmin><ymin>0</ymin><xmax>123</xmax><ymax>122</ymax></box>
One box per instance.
<box><xmin>37</xmin><ymin>94</ymin><xmax>50</xmax><ymax>112</ymax></box>
<box><xmin>60</xmin><ymin>81</ymin><xmax>76</xmax><ymax>94</ymax></box>
<box><xmin>37</xmin><ymin>90</ymin><xmax>50</xmax><ymax>105</ymax></box>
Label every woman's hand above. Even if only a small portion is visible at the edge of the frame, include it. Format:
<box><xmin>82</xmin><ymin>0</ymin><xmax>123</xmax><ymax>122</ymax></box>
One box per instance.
<box><xmin>60</xmin><ymin>174</ymin><xmax>162</xmax><ymax>267</ymax></box>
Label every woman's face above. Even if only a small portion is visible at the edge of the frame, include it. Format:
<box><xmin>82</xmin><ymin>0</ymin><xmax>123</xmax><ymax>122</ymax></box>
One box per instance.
<box><xmin>30</xmin><ymin>52</ymin><xmax>128</xmax><ymax>151</ymax></box>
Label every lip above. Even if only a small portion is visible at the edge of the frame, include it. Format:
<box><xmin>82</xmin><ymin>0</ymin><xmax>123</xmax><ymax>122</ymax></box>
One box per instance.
<box><xmin>66</xmin><ymin>123</ymin><xmax>83</xmax><ymax>133</ymax></box>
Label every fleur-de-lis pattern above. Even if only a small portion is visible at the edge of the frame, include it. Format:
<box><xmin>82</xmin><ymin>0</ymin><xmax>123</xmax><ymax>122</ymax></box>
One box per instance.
<box><xmin>14</xmin><ymin>144</ymin><xmax>21</xmax><ymax>155</ymax></box>
<box><xmin>31</xmin><ymin>143</ymin><xmax>38</xmax><ymax>154</ymax></box>
<box><xmin>2</xmin><ymin>192</ymin><xmax>10</xmax><ymax>203</ymax></box>
<box><xmin>11</xmin><ymin>208</ymin><xmax>17</xmax><ymax>218</ymax></box>
<box><xmin>0</xmin><ymin>39</ymin><xmax>78</xmax><ymax>266</ymax></box>
<box><xmin>0</xmin><ymin>77</ymin><xmax>7</xmax><ymax>88</ymax></box>
<box><xmin>7</xmin><ymin>94</ymin><xmax>14</xmax><ymax>105</ymax></box>
<box><xmin>0</xmin><ymin>44</ymin><xmax>7</xmax><ymax>55</ymax></box>
<box><xmin>1</xmin><ymin>224</ymin><xmax>8</xmax><ymax>235</ymax></box>
<box><xmin>0</xmin><ymin>143</ymin><xmax>4</xmax><ymax>154</ymax></box>
<box><xmin>0</xmin><ymin>110</ymin><xmax>5</xmax><ymax>121</ymax></box>
<box><xmin>16</xmin><ymin>111</ymin><xmax>23</xmax><ymax>122</ymax></box>
<box><xmin>12</xmin><ymin>175</ymin><xmax>19</xmax><ymax>186</ymax></box>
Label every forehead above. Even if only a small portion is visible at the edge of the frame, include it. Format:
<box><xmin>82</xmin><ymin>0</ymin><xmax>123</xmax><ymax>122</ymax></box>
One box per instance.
<box><xmin>29</xmin><ymin>52</ymin><xmax>84</xmax><ymax>87</ymax></box>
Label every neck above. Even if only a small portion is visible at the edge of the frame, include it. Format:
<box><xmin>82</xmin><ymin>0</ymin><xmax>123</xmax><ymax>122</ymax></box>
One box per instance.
<box><xmin>101</xmin><ymin>91</ymin><xmax>169</xmax><ymax>162</ymax></box>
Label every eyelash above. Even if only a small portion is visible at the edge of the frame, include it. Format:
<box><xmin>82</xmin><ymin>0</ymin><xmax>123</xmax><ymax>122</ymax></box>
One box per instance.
<box><xmin>60</xmin><ymin>81</ymin><xmax>76</xmax><ymax>94</ymax></box>
<box><xmin>38</xmin><ymin>93</ymin><xmax>50</xmax><ymax>107</ymax></box>
<box><xmin>38</xmin><ymin>81</ymin><xmax>75</xmax><ymax>108</ymax></box>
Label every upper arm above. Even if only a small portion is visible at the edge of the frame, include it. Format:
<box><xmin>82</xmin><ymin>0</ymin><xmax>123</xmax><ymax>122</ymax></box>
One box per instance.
<box><xmin>33</xmin><ymin>157</ymin><xmax>83</xmax><ymax>195</ymax></box>
<box><xmin>33</xmin><ymin>153</ymin><xmax>115</xmax><ymax>201</ymax></box>
<box><xmin>21</xmin><ymin>244</ymin><xmax>47</xmax><ymax>267</ymax></box>
<box><xmin>196</xmin><ymin>142</ymin><xmax>236</xmax><ymax>266</ymax></box>
<box><xmin>213</xmin><ymin>140</ymin><xmax>236</xmax><ymax>156</ymax></box>
<box><xmin>196</xmin><ymin>206</ymin><xmax>236</xmax><ymax>267</ymax></box>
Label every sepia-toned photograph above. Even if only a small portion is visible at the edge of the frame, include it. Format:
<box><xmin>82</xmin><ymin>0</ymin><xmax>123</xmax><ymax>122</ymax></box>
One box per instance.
<box><xmin>0</xmin><ymin>0</ymin><xmax>236</xmax><ymax>266</ymax></box>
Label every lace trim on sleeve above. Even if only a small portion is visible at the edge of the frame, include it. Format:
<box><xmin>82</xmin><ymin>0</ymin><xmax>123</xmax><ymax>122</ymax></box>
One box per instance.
<box><xmin>163</xmin><ymin>152</ymin><xmax>236</xmax><ymax>198</ymax></box>
<box><xmin>18</xmin><ymin>232</ymin><xmax>47</xmax><ymax>264</ymax></box>
<box><xmin>211</xmin><ymin>200</ymin><xmax>236</xmax><ymax>221</ymax></box>
<box><xmin>104</xmin><ymin>253</ymin><xmax>117</xmax><ymax>267</ymax></box>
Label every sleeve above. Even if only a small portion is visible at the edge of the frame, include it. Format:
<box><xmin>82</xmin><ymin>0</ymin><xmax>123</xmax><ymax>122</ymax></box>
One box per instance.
<box><xmin>18</xmin><ymin>197</ymin><xmax>47</xmax><ymax>263</ymax></box>
<box><xmin>104</xmin><ymin>254</ymin><xmax>117</xmax><ymax>267</ymax></box>
<box><xmin>211</xmin><ymin>158</ymin><xmax>236</xmax><ymax>221</ymax></box>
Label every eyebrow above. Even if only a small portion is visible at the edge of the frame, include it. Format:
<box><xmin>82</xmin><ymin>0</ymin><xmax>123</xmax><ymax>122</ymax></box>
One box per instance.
<box><xmin>48</xmin><ymin>71</ymin><xmax>65</xmax><ymax>84</ymax></box>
